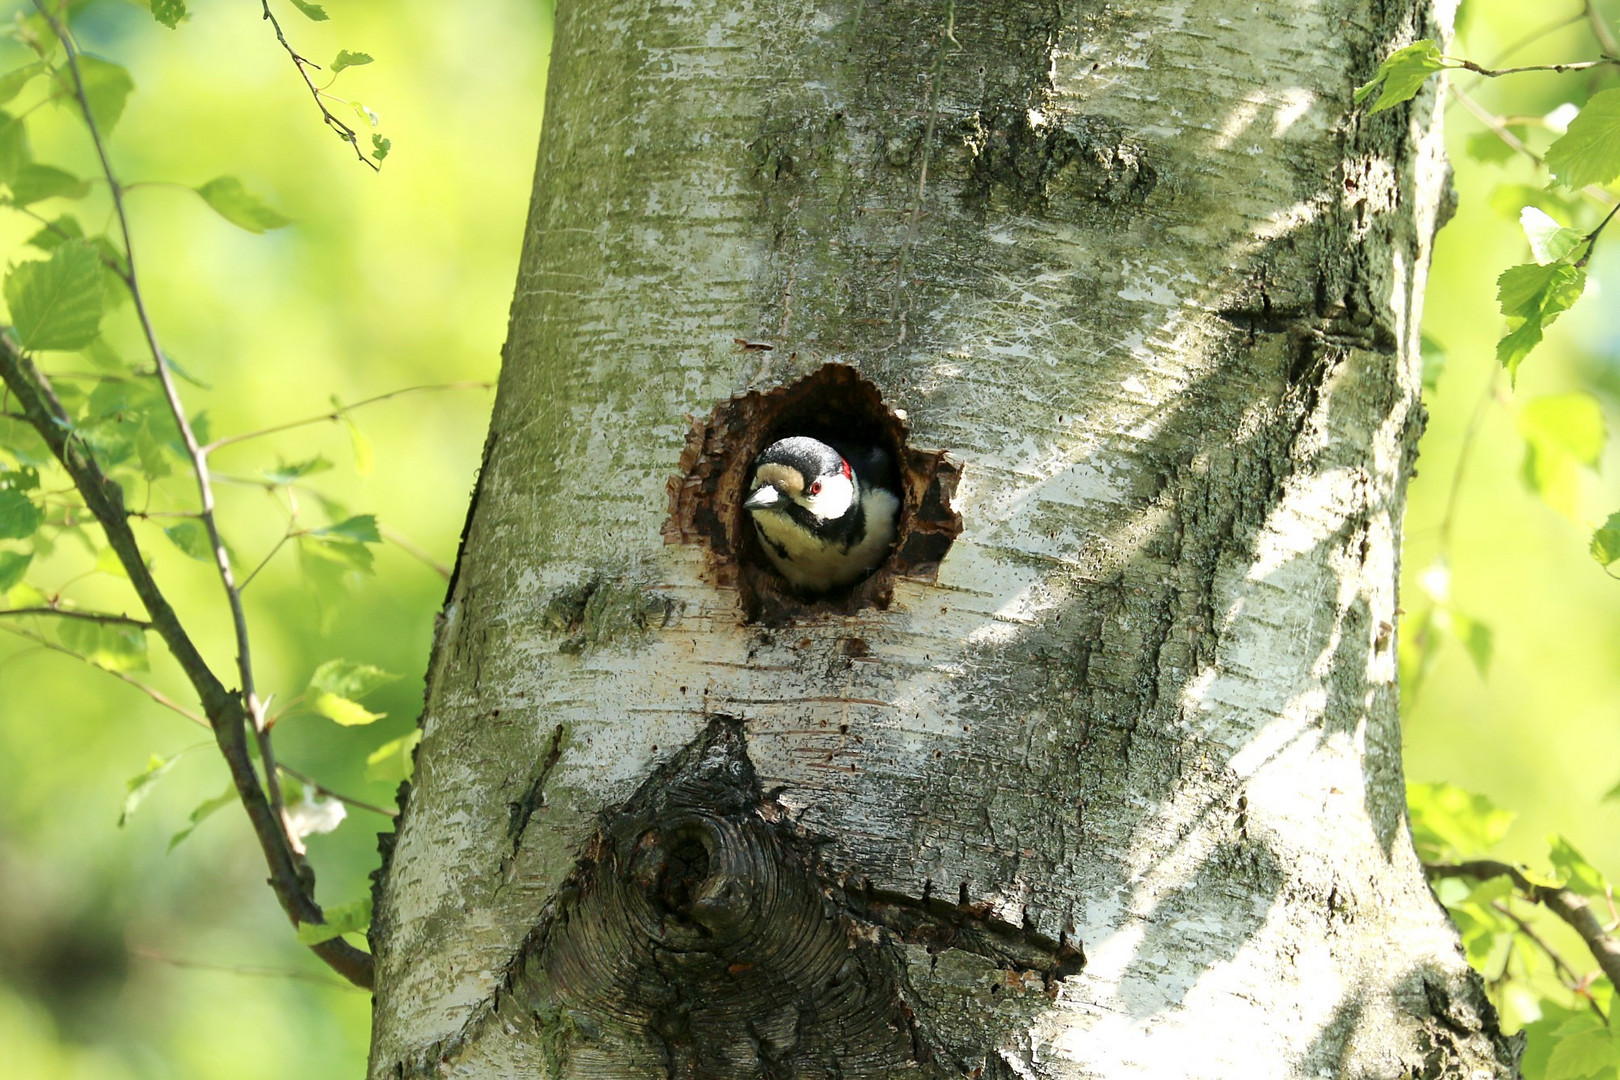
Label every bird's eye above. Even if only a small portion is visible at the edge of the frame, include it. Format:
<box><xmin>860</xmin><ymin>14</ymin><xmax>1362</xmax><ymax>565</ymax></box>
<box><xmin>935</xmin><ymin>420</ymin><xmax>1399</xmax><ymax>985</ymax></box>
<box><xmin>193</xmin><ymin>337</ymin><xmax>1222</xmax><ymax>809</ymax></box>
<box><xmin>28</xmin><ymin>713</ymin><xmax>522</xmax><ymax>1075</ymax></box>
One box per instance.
<box><xmin>809</xmin><ymin>480</ymin><xmax>823</xmax><ymax>496</ymax></box>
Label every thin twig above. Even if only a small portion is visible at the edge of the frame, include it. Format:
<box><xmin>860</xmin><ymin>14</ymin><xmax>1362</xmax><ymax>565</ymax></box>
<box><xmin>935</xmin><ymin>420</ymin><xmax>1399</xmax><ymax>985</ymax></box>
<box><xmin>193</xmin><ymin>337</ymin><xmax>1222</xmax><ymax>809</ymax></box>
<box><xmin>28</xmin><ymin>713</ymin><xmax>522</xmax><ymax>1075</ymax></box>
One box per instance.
<box><xmin>1451</xmin><ymin>56</ymin><xmax>1617</xmax><ymax>78</ymax></box>
<box><xmin>20</xmin><ymin>3</ymin><xmax>370</xmax><ymax>990</ymax></box>
<box><xmin>239</xmin><ymin>532</ymin><xmax>294</xmax><ymax>591</ymax></box>
<box><xmin>0</xmin><ymin>622</ymin><xmax>208</xmax><ymax>728</ymax></box>
<box><xmin>1435</xmin><ymin>367</ymin><xmax>1501</xmax><ymax>558</ymax></box>
<box><xmin>1589</xmin><ymin>0</ymin><xmax>1620</xmax><ymax>58</ymax></box>
<box><xmin>279</xmin><ymin>763</ymin><xmax>399</xmax><ymax>819</ymax></box>
<box><xmin>258</xmin><ymin>0</ymin><xmax>378</xmax><ymax>171</ymax></box>
<box><xmin>1427</xmin><ymin>861</ymin><xmax>1620</xmax><ymax>992</ymax></box>
<box><xmin>132</xmin><ymin>947</ymin><xmax>365</xmax><ymax>991</ymax></box>
<box><xmin>1489</xmin><ymin>899</ymin><xmax>1608</xmax><ymax>1022</ymax></box>
<box><xmin>379</xmin><ymin>523</ymin><xmax>451</xmax><ymax>579</ymax></box>
<box><xmin>0</xmin><ymin>606</ymin><xmax>151</xmax><ymax>628</ymax></box>
<box><xmin>1576</xmin><ymin>200</ymin><xmax>1620</xmax><ymax>267</ymax></box>
<box><xmin>203</xmin><ymin>380</ymin><xmax>494</xmax><ymax>454</ymax></box>
<box><xmin>43</xmin><ymin>1</ymin><xmax>288</xmax><ymax>835</ymax></box>
<box><xmin>1451</xmin><ymin>85</ymin><xmax>1542</xmax><ymax>165</ymax></box>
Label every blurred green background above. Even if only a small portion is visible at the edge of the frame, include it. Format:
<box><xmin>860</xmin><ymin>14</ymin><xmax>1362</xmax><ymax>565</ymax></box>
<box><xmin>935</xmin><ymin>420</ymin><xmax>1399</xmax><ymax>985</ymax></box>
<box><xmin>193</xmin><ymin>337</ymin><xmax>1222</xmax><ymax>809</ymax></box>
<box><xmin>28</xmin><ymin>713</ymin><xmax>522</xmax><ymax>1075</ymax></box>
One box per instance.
<box><xmin>0</xmin><ymin>0</ymin><xmax>550</xmax><ymax>1075</ymax></box>
<box><xmin>0</xmin><ymin>0</ymin><xmax>1616</xmax><ymax>1076</ymax></box>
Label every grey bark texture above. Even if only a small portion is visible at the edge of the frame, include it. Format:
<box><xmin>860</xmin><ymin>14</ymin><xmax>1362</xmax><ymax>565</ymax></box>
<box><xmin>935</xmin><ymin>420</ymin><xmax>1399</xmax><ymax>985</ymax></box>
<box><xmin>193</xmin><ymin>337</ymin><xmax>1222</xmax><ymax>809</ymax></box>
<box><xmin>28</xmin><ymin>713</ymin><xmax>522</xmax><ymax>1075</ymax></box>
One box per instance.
<box><xmin>368</xmin><ymin>0</ymin><xmax>1520</xmax><ymax>1077</ymax></box>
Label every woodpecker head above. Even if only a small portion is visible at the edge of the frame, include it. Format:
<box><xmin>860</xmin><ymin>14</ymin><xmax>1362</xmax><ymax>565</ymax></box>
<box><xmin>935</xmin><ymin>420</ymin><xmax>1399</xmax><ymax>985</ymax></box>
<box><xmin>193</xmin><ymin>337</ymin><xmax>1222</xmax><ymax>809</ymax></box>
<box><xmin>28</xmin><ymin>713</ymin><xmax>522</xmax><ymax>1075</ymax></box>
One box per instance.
<box><xmin>743</xmin><ymin>436</ymin><xmax>900</xmax><ymax>593</ymax></box>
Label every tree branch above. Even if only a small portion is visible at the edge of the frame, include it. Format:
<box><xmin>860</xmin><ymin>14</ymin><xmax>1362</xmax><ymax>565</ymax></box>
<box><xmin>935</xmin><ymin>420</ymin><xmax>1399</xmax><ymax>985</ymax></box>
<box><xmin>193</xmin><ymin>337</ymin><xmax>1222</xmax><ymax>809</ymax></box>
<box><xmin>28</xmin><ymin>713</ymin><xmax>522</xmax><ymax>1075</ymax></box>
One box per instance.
<box><xmin>0</xmin><ymin>338</ymin><xmax>372</xmax><ymax>989</ymax></box>
<box><xmin>38</xmin><ymin>0</ymin><xmax>289</xmax><ymax>836</ymax></box>
<box><xmin>1427</xmin><ymin>860</ymin><xmax>1620</xmax><ymax>992</ymax></box>
<box><xmin>1451</xmin><ymin>57</ymin><xmax>1618</xmax><ymax>78</ymax></box>
<box><xmin>280</xmin><ymin>763</ymin><xmax>399</xmax><ymax>819</ymax></box>
<box><xmin>0</xmin><ymin>606</ymin><xmax>151</xmax><ymax>628</ymax></box>
<box><xmin>258</xmin><ymin>0</ymin><xmax>379</xmax><ymax>171</ymax></box>
<box><xmin>202</xmin><ymin>380</ymin><xmax>494</xmax><ymax>454</ymax></box>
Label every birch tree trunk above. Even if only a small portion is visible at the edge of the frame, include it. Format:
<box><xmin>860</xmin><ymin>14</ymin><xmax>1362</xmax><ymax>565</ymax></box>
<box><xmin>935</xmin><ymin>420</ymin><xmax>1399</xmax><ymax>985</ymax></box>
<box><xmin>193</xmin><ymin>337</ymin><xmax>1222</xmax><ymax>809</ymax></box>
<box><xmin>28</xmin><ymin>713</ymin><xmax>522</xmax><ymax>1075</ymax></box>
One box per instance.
<box><xmin>368</xmin><ymin>0</ymin><xmax>1520</xmax><ymax>1076</ymax></box>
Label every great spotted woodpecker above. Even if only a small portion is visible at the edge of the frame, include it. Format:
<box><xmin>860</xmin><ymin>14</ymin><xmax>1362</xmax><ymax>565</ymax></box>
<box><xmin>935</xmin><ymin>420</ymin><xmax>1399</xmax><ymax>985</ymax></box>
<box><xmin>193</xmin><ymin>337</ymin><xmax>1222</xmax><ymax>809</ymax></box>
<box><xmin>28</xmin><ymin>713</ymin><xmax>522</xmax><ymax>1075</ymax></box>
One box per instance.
<box><xmin>743</xmin><ymin>436</ymin><xmax>900</xmax><ymax>593</ymax></box>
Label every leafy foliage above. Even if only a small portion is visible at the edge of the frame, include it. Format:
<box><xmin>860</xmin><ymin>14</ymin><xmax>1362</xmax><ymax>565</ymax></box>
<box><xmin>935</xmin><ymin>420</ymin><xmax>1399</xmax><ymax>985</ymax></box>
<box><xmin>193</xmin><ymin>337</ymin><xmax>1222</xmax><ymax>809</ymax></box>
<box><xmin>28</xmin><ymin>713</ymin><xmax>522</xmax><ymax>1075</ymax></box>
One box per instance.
<box><xmin>4</xmin><ymin>239</ymin><xmax>104</xmax><ymax>350</ymax></box>
<box><xmin>193</xmin><ymin>176</ymin><xmax>293</xmax><ymax>233</ymax></box>
<box><xmin>1354</xmin><ymin>39</ymin><xmax>1445</xmax><ymax>113</ymax></box>
<box><xmin>1544</xmin><ymin>88</ymin><xmax>1620</xmax><ymax>190</ymax></box>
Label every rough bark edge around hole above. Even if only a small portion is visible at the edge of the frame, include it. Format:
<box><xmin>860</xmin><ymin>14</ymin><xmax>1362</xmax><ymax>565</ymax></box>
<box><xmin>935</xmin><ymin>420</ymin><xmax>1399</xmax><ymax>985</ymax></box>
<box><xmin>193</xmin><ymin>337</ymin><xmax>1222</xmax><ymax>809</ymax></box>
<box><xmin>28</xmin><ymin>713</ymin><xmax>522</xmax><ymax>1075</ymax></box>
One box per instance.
<box><xmin>663</xmin><ymin>362</ymin><xmax>962</xmax><ymax>623</ymax></box>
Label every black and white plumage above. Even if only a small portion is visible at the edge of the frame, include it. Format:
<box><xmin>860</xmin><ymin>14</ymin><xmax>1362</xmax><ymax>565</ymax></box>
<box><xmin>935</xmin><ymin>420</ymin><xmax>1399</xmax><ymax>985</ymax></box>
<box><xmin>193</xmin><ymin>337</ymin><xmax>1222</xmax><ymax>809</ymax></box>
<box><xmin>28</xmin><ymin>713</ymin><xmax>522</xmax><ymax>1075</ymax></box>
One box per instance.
<box><xmin>743</xmin><ymin>436</ymin><xmax>900</xmax><ymax>593</ymax></box>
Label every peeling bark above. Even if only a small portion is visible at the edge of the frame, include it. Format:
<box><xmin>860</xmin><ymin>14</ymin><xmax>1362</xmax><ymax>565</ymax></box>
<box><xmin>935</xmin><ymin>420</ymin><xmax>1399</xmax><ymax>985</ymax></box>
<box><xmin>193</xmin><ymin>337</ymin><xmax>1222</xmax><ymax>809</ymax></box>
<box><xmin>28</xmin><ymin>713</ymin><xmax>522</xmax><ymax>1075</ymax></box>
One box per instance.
<box><xmin>369</xmin><ymin>0</ymin><xmax>1518</xmax><ymax>1076</ymax></box>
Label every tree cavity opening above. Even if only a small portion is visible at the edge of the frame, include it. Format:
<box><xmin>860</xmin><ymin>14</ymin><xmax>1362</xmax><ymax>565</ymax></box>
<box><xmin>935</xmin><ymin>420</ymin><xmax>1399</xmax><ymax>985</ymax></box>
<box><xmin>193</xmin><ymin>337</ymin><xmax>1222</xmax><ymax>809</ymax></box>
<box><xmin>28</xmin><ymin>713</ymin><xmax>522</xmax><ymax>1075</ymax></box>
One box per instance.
<box><xmin>664</xmin><ymin>363</ymin><xmax>961</xmax><ymax>623</ymax></box>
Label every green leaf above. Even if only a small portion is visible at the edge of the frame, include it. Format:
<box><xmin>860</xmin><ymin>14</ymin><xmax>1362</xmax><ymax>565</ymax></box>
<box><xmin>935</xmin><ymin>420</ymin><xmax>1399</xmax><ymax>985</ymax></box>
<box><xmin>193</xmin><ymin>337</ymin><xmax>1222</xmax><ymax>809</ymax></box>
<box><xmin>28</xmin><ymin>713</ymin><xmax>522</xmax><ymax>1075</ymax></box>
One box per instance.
<box><xmin>52</xmin><ymin>56</ymin><xmax>135</xmax><ymax>135</ymax></box>
<box><xmin>1445</xmin><ymin>609</ymin><xmax>1493</xmax><ymax>679</ymax></box>
<box><xmin>59</xmin><ymin>618</ymin><xmax>148</xmax><ymax>672</ymax></box>
<box><xmin>0</xmin><ymin>550</ymin><xmax>31</xmax><ymax>593</ymax></box>
<box><xmin>314</xmin><ymin>514</ymin><xmax>381</xmax><ymax>545</ymax></box>
<box><xmin>312</xmin><ymin>692</ymin><xmax>384</xmax><ymax>726</ymax></box>
<box><xmin>261</xmin><ymin>455</ymin><xmax>332</xmax><ymax>485</ymax></box>
<box><xmin>193</xmin><ymin>176</ymin><xmax>293</xmax><ymax>234</ymax></box>
<box><xmin>25</xmin><ymin>214</ymin><xmax>84</xmax><ymax>252</ymax></box>
<box><xmin>1547</xmin><ymin>835</ymin><xmax>1611</xmax><ymax>899</ymax></box>
<box><xmin>1490</xmin><ymin>183</ymin><xmax>1582</xmax><ymax>224</ymax></box>
<box><xmin>1406</xmin><ymin>782</ymin><xmax>1515</xmax><ymax>862</ymax></box>
<box><xmin>0</xmin><ymin>110</ymin><xmax>29</xmax><ymax>184</ymax></box>
<box><xmin>150</xmin><ymin>0</ymin><xmax>187</xmax><ymax>29</ymax></box>
<box><xmin>5</xmin><ymin>240</ymin><xmax>105</xmax><ymax>351</ymax></box>
<box><xmin>1520</xmin><ymin>393</ymin><xmax>1606</xmax><ymax>468</ymax></box>
<box><xmin>1545</xmin><ymin>88</ymin><xmax>1620</xmax><ymax>189</ymax></box>
<box><xmin>1519</xmin><ymin>393</ymin><xmax>1606</xmax><ymax>519</ymax></box>
<box><xmin>8</xmin><ymin>162</ymin><xmax>90</xmax><ymax>205</ymax></box>
<box><xmin>308</xmin><ymin>658</ymin><xmax>397</xmax><ymax>725</ymax></box>
<box><xmin>0</xmin><ymin>465</ymin><xmax>38</xmax><ymax>493</ymax></box>
<box><xmin>365</xmin><ymin>730</ymin><xmax>420</xmax><ymax>783</ymax></box>
<box><xmin>295</xmin><ymin>896</ymin><xmax>371</xmax><ymax>946</ymax></box>
<box><xmin>1464</xmin><ymin>127</ymin><xmax>1521</xmax><ymax>165</ymax></box>
<box><xmin>1520</xmin><ymin>207</ymin><xmax>1584</xmax><ymax>265</ymax></box>
<box><xmin>371</xmin><ymin>134</ymin><xmax>390</xmax><ymax>161</ymax></box>
<box><xmin>1419</xmin><ymin>334</ymin><xmax>1446</xmax><ymax>391</ymax></box>
<box><xmin>1354</xmin><ymin>40</ymin><xmax>1445</xmax><ymax>114</ymax></box>
<box><xmin>1495</xmin><ymin>262</ymin><xmax>1586</xmax><ymax>381</ymax></box>
<box><xmin>162</xmin><ymin>520</ymin><xmax>212</xmax><ymax>562</ymax></box>
<box><xmin>1592</xmin><ymin>511</ymin><xmax>1620</xmax><ymax>567</ymax></box>
<box><xmin>347</xmin><ymin>419</ymin><xmax>374</xmax><ymax>477</ymax></box>
<box><xmin>0</xmin><ymin>62</ymin><xmax>43</xmax><ymax>105</ymax></box>
<box><xmin>1543</xmin><ymin>1023</ymin><xmax>1615</xmax><ymax>1080</ymax></box>
<box><xmin>0</xmin><ymin>490</ymin><xmax>42</xmax><ymax>539</ymax></box>
<box><xmin>119</xmin><ymin>753</ymin><xmax>176</xmax><ymax>826</ymax></box>
<box><xmin>168</xmin><ymin>786</ymin><xmax>234</xmax><ymax>851</ymax></box>
<box><xmin>310</xmin><ymin>657</ymin><xmax>399</xmax><ymax>699</ymax></box>
<box><xmin>287</xmin><ymin>0</ymin><xmax>329</xmax><ymax>21</ymax></box>
<box><xmin>1604</xmin><ymin>779</ymin><xmax>1620</xmax><ymax>803</ymax></box>
<box><xmin>331</xmin><ymin>50</ymin><xmax>373</xmax><ymax>72</ymax></box>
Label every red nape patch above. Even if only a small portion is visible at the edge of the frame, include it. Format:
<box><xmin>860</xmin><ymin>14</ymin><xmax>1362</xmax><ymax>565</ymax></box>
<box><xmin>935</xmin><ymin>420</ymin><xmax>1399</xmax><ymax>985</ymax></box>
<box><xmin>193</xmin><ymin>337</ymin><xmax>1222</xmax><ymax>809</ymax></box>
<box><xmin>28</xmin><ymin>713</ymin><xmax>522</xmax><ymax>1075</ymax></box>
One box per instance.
<box><xmin>663</xmin><ymin>362</ymin><xmax>962</xmax><ymax>624</ymax></box>
<box><xmin>840</xmin><ymin>458</ymin><xmax>853</xmax><ymax>481</ymax></box>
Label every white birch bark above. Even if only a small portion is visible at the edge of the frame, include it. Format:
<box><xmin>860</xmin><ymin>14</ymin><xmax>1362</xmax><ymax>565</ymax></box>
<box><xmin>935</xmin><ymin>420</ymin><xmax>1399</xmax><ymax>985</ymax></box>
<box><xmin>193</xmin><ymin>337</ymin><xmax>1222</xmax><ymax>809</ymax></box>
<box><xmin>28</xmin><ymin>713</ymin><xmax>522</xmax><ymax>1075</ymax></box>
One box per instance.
<box><xmin>368</xmin><ymin>0</ymin><xmax>1517</xmax><ymax>1076</ymax></box>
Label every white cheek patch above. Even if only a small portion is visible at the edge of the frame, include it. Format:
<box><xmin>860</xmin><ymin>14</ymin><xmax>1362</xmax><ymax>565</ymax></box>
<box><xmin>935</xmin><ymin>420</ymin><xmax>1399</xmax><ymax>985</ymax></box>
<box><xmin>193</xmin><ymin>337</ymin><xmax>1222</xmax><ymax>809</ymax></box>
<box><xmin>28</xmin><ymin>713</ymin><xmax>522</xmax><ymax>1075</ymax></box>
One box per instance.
<box><xmin>800</xmin><ymin>473</ymin><xmax>855</xmax><ymax>520</ymax></box>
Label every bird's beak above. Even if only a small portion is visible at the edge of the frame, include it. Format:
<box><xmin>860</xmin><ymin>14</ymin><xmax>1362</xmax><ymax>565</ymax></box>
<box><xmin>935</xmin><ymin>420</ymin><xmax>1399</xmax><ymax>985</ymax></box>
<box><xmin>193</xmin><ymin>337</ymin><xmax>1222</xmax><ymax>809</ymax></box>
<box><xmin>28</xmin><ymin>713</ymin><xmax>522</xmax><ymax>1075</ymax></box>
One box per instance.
<box><xmin>744</xmin><ymin>484</ymin><xmax>781</xmax><ymax>511</ymax></box>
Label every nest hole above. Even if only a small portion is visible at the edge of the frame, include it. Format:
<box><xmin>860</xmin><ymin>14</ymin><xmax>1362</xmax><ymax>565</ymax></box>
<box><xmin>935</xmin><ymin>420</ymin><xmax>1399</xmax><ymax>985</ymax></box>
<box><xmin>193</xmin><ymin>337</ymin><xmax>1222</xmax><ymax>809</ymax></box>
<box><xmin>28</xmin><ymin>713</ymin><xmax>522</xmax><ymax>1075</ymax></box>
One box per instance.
<box><xmin>665</xmin><ymin>363</ymin><xmax>961</xmax><ymax>623</ymax></box>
